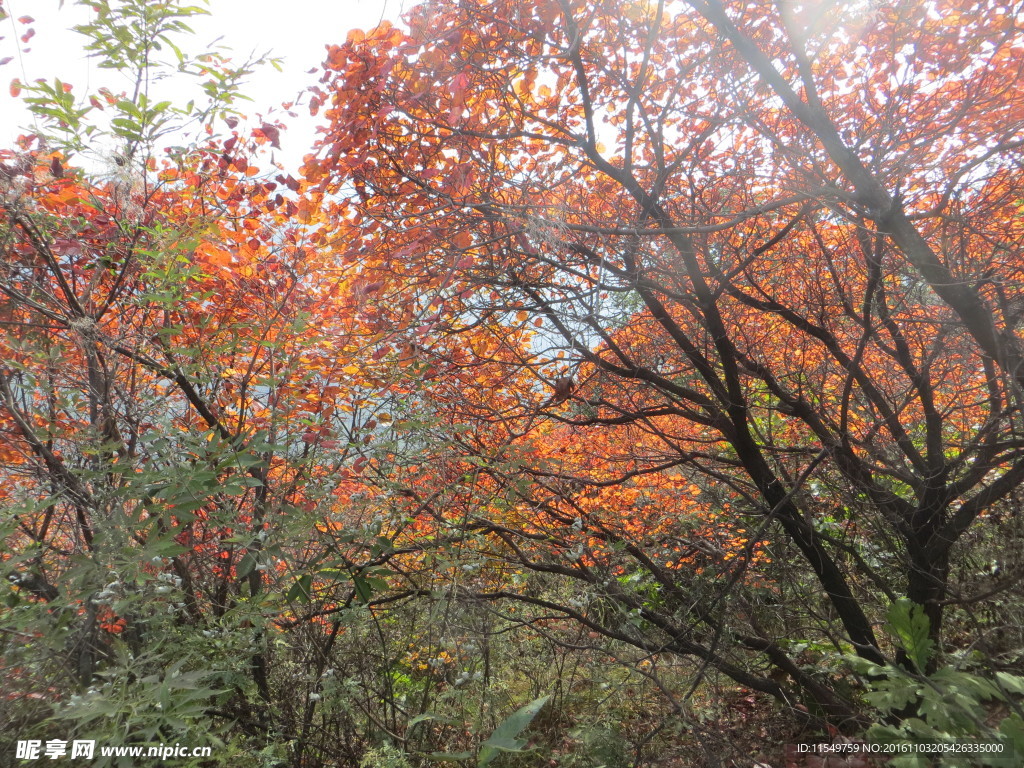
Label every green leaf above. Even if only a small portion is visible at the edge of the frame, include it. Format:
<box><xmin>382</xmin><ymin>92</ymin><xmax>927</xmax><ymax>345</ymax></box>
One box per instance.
<box><xmin>995</xmin><ymin>672</ymin><xmax>1024</xmax><ymax>696</ymax></box>
<box><xmin>999</xmin><ymin>713</ymin><xmax>1024</xmax><ymax>754</ymax></box>
<box><xmin>408</xmin><ymin>713</ymin><xmax>440</xmax><ymax>728</ymax></box>
<box><xmin>352</xmin><ymin>574</ymin><xmax>373</xmax><ymax>603</ymax></box>
<box><xmin>887</xmin><ymin>599</ymin><xmax>933</xmax><ymax>673</ymax></box>
<box><xmin>287</xmin><ymin>574</ymin><xmax>312</xmax><ymax>604</ymax></box>
<box><xmin>932</xmin><ymin>667</ymin><xmax>1002</xmax><ymax>701</ymax></box>
<box><xmin>236</xmin><ymin>552</ymin><xmax>257</xmax><ymax>579</ymax></box>
<box><xmin>408</xmin><ymin>712</ymin><xmax>456</xmax><ymax>731</ymax></box>
<box><xmin>865</xmin><ymin>682</ymin><xmax>920</xmax><ymax>714</ymax></box>
<box><xmin>477</xmin><ymin>694</ymin><xmax>550</xmax><ymax>767</ymax></box>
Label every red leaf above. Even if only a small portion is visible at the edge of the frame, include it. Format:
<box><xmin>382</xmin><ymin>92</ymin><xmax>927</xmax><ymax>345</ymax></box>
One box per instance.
<box><xmin>259</xmin><ymin>123</ymin><xmax>281</xmax><ymax>149</ymax></box>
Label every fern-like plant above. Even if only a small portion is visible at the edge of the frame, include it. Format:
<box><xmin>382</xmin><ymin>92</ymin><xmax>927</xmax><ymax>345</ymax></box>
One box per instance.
<box><xmin>848</xmin><ymin>600</ymin><xmax>1024</xmax><ymax>767</ymax></box>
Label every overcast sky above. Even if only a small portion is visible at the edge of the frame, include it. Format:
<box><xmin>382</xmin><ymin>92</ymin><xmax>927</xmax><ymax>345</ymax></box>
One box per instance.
<box><xmin>1</xmin><ymin>0</ymin><xmax>403</xmax><ymax>168</ymax></box>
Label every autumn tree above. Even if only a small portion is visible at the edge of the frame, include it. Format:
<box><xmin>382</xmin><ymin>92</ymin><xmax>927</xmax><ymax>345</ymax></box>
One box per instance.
<box><xmin>306</xmin><ymin>0</ymin><xmax>1024</xmax><ymax>727</ymax></box>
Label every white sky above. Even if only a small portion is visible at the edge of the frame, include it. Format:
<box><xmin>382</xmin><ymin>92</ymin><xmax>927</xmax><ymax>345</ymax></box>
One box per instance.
<box><xmin>1</xmin><ymin>0</ymin><xmax>403</xmax><ymax>169</ymax></box>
